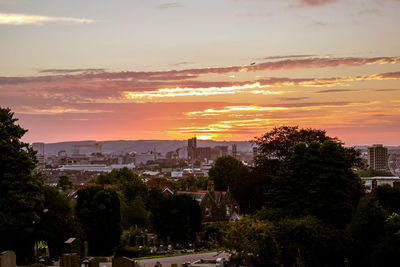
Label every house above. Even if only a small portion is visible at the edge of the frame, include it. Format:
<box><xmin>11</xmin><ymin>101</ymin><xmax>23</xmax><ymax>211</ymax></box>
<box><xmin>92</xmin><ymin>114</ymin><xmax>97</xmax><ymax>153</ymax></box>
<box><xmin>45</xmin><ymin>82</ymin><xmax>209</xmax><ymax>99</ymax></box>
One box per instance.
<box><xmin>361</xmin><ymin>176</ymin><xmax>400</xmax><ymax>192</ymax></box>
<box><xmin>176</xmin><ymin>181</ymin><xmax>240</xmax><ymax>223</ymax></box>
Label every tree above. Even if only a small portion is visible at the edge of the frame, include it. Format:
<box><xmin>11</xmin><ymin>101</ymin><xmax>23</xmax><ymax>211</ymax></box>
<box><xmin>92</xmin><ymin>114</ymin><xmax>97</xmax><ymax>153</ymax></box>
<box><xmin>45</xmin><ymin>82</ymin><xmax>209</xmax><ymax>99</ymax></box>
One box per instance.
<box><xmin>254</xmin><ymin>126</ymin><xmax>336</xmax><ymax>162</ymax></box>
<box><xmin>57</xmin><ymin>175</ymin><xmax>73</xmax><ymax>192</ymax></box>
<box><xmin>230</xmin><ymin>167</ymin><xmax>269</xmax><ymax>214</ymax></box>
<box><xmin>75</xmin><ymin>187</ymin><xmax>122</xmax><ymax>255</ymax></box>
<box><xmin>371</xmin><ymin>213</ymin><xmax>400</xmax><ymax>266</ymax></box>
<box><xmin>94</xmin><ymin>168</ymin><xmax>147</xmax><ymax>202</ymax></box>
<box><xmin>264</xmin><ymin>141</ymin><xmax>363</xmax><ymax>228</ymax></box>
<box><xmin>35</xmin><ymin>186</ymin><xmax>78</xmax><ymax>259</ymax></box>
<box><xmin>278</xmin><ymin>216</ymin><xmax>345</xmax><ymax>267</ymax></box>
<box><xmin>224</xmin><ymin>217</ymin><xmax>279</xmax><ymax>266</ymax></box>
<box><xmin>150</xmin><ymin>194</ymin><xmax>201</xmax><ymax>244</ymax></box>
<box><xmin>254</xmin><ymin>126</ymin><xmax>364</xmax><ymax>169</ymax></box>
<box><xmin>0</xmin><ymin>107</ymin><xmax>44</xmax><ymax>263</ymax></box>
<box><xmin>208</xmin><ymin>156</ymin><xmax>245</xmax><ymax>191</ymax></box>
<box><xmin>373</xmin><ymin>185</ymin><xmax>400</xmax><ymax>214</ymax></box>
<box><xmin>346</xmin><ymin>196</ymin><xmax>387</xmax><ymax>267</ymax></box>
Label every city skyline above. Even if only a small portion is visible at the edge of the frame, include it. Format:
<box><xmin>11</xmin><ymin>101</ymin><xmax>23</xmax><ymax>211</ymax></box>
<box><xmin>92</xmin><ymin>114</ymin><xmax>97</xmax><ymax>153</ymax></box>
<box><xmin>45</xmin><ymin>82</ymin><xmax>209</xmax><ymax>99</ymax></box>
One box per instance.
<box><xmin>1</xmin><ymin>0</ymin><xmax>400</xmax><ymax>145</ymax></box>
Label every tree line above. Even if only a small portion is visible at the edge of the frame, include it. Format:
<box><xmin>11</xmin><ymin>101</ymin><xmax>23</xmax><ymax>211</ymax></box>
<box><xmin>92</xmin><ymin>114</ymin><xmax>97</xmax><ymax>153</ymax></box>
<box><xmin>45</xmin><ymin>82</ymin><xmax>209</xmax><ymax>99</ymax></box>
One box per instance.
<box><xmin>2</xmin><ymin>107</ymin><xmax>400</xmax><ymax>266</ymax></box>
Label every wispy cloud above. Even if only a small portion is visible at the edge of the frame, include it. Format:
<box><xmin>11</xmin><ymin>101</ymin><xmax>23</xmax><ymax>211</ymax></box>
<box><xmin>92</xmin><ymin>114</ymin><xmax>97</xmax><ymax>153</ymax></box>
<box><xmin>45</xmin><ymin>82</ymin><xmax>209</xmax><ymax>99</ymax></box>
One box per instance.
<box><xmin>278</xmin><ymin>97</ymin><xmax>309</xmax><ymax>101</ymax></box>
<box><xmin>39</xmin><ymin>68</ymin><xmax>105</xmax><ymax>74</ymax></box>
<box><xmin>314</xmin><ymin>89</ymin><xmax>360</xmax><ymax>93</ymax></box>
<box><xmin>2</xmin><ymin>56</ymin><xmax>397</xmax><ymax>86</ymax></box>
<box><xmin>312</xmin><ymin>20</ymin><xmax>330</xmax><ymax>27</ymax></box>
<box><xmin>170</xmin><ymin>62</ymin><xmax>194</xmax><ymax>67</ymax></box>
<box><xmin>15</xmin><ymin>106</ymin><xmax>109</xmax><ymax>115</ymax></box>
<box><xmin>261</xmin><ymin>55</ymin><xmax>316</xmax><ymax>60</ymax></box>
<box><xmin>0</xmin><ymin>13</ymin><xmax>96</xmax><ymax>25</ymax></box>
<box><xmin>123</xmin><ymin>82</ymin><xmax>282</xmax><ymax>101</ymax></box>
<box><xmin>290</xmin><ymin>0</ymin><xmax>338</xmax><ymax>7</ymax></box>
<box><xmin>156</xmin><ymin>2</ymin><xmax>183</xmax><ymax>9</ymax></box>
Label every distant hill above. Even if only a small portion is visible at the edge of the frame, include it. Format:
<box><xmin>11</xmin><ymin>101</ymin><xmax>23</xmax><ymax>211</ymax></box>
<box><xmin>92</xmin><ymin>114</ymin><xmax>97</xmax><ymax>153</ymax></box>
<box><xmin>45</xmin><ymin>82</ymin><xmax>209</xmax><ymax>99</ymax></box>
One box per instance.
<box><xmin>43</xmin><ymin>140</ymin><xmax>254</xmax><ymax>155</ymax></box>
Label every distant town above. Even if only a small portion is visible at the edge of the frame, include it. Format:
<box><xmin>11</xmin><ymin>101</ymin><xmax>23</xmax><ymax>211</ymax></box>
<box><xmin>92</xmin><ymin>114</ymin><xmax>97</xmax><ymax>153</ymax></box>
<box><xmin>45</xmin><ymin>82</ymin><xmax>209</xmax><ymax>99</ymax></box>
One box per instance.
<box><xmin>31</xmin><ymin>138</ymin><xmax>400</xmax><ymax>186</ymax></box>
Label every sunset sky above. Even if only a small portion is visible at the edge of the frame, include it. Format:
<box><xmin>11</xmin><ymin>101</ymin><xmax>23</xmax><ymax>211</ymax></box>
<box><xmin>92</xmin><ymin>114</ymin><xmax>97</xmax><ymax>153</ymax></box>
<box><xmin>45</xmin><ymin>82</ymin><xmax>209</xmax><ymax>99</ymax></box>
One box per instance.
<box><xmin>1</xmin><ymin>0</ymin><xmax>399</xmax><ymax>145</ymax></box>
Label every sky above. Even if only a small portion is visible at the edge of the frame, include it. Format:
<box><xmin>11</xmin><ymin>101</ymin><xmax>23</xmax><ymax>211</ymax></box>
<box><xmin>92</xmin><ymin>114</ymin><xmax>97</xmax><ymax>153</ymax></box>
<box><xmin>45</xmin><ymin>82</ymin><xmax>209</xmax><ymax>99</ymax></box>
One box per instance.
<box><xmin>0</xmin><ymin>0</ymin><xmax>400</xmax><ymax>145</ymax></box>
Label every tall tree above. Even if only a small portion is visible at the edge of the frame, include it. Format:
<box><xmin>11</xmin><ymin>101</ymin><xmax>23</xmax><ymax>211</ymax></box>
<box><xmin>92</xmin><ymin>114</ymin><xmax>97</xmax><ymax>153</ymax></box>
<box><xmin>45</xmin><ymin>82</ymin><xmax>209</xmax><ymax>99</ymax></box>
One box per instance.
<box><xmin>265</xmin><ymin>141</ymin><xmax>363</xmax><ymax>228</ymax></box>
<box><xmin>35</xmin><ymin>186</ymin><xmax>78</xmax><ymax>259</ymax></box>
<box><xmin>253</xmin><ymin>126</ymin><xmax>364</xmax><ymax>169</ymax></box>
<box><xmin>208</xmin><ymin>156</ymin><xmax>245</xmax><ymax>191</ymax></box>
<box><xmin>0</xmin><ymin>107</ymin><xmax>44</xmax><ymax>263</ymax></box>
<box><xmin>75</xmin><ymin>187</ymin><xmax>121</xmax><ymax>255</ymax></box>
<box><xmin>150</xmin><ymin>194</ymin><xmax>201</xmax><ymax>244</ymax></box>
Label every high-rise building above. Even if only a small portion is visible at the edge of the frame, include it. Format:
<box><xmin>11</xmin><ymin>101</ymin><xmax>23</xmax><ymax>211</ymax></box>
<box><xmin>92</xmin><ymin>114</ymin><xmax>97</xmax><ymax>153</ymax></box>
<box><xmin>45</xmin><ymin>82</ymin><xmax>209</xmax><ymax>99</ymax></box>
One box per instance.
<box><xmin>368</xmin><ymin>144</ymin><xmax>389</xmax><ymax>171</ymax></box>
<box><xmin>232</xmin><ymin>144</ymin><xmax>237</xmax><ymax>158</ymax></box>
<box><xmin>188</xmin><ymin>137</ymin><xmax>197</xmax><ymax>161</ymax></box>
<box><xmin>32</xmin><ymin>142</ymin><xmax>45</xmax><ymax>165</ymax></box>
<box><xmin>195</xmin><ymin>147</ymin><xmax>211</xmax><ymax>161</ymax></box>
<box><xmin>188</xmin><ymin>137</ymin><xmax>197</xmax><ymax>148</ymax></box>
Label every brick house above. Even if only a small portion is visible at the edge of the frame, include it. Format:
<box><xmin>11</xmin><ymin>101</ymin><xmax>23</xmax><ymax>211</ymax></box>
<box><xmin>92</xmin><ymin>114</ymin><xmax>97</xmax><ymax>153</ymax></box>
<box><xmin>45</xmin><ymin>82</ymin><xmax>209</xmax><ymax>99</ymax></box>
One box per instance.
<box><xmin>175</xmin><ymin>181</ymin><xmax>240</xmax><ymax>223</ymax></box>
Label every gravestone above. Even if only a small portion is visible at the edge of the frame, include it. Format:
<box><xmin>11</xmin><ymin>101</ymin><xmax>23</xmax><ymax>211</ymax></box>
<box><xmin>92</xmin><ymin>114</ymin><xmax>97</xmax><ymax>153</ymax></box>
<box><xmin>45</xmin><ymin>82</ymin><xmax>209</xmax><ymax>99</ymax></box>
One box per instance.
<box><xmin>0</xmin><ymin>251</ymin><xmax>16</xmax><ymax>267</ymax></box>
<box><xmin>60</xmin><ymin>253</ymin><xmax>80</xmax><ymax>267</ymax></box>
<box><xmin>65</xmin><ymin>238</ymin><xmax>81</xmax><ymax>255</ymax></box>
<box><xmin>89</xmin><ymin>257</ymin><xmax>108</xmax><ymax>267</ymax></box>
<box><xmin>112</xmin><ymin>257</ymin><xmax>137</xmax><ymax>267</ymax></box>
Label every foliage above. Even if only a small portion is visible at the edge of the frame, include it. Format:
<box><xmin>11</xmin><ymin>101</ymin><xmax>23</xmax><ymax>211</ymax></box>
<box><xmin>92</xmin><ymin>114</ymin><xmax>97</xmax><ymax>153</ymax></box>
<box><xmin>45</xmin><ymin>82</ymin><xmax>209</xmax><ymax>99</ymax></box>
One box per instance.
<box><xmin>199</xmin><ymin>223</ymin><xmax>226</xmax><ymax>248</ymax></box>
<box><xmin>346</xmin><ymin>196</ymin><xmax>387</xmax><ymax>267</ymax></box>
<box><xmin>253</xmin><ymin>125</ymin><xmax>364</xmax><ymax>169</ymax></box>
<box><xmin>208</xmin><ymin>156</ymin><xmax>245</xmax><ymax>191</ymax></box>
<box><xmin>373</xmin><ymin>184</ymin><xmax>400</xmax><ymax>213</ymax></box>
<box><xmin>75</xmin><ymin>187</ymin><xmax>122</xmax><ymax>255</ymax></box>
<box><xmin>35</xmin><ymin>186</ymin><xmax>78</xmax><ymax>259</ymax></box>
<box><xmin>121</xmin><ymin>196</ymin><xmax>150</xmax><ymax>228</ymax></box>
<box><xmin>57</xmin><ymin>175</ymin><xmax>73</xmax><ymax>192</ymax></box>
<box><xmin>172</xmin><ymin>176</ymin><xmax>209</xmax><ymax>191</ymax></box>
<box><xmin>254</xmin><ymin>126</ymin><xmax>337</xmax><ymax>162</ymax></box>
<box><xmin>150</xmin><ymin>194</ymin><xmax>201</xmax><ymax>244</ymax></box>
<box><xmin>357</xmin><ymin>169</ymin><xmax>394</xmax><ymax>177</ymax></box>
<box><xmin>230</xmin><ymin>167</ymin><xmax>269</xmax><ymax>214</ymax></box>
<box><xmin>224</xmin><ymin>217</ymin><xmax>279</xmax><ymax>267</ymax></box>
<box><xmin>0</xmin><ymin>107</ymin><xmax>45</xmax><ymax>263</ymax></box>
<box><xmin>371</xmin><ymin>213</ymin><xmax>400</xmax><ymax>266</ymax></box>
<box><xmin>264</xmin><ymin>141</ymin><xmax>363</xmax><ymax>228</ymax></box>
<box><xmin>277</xmin><ymin>216</ymin><xmax>345</xmax><ymax>267</ymax></box>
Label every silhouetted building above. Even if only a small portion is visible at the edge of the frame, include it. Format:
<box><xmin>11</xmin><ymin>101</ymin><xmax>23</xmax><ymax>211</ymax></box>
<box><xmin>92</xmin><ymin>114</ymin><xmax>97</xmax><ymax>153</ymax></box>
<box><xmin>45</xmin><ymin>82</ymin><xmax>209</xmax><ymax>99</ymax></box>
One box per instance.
<box><xmin>188</xmin><ymin>137</ymin><xmax>197</xmax><ymax>161</ymax></box>
<box><xmin>368</xmin><ymin>144</ymin><xmax>389</xmax><ymax>171</ymax></box>
<box><xmin>195</xmin><ymin>147</ymin><xmax>211</xmax><ymax>161</ymax></box>
<box><xmin>232</xmin><ymin>144</ymin><xmax>237</xmax><ymax>158</ymax></box>
<box><xmin>32</xmin><ymin>142</ymin><xmax>45</xmax><ymax>166</ymax></box>
<box><xmin>176</xmin><ymin>181</ymin><xmax>240</xmax><ymax>223</ymax></box>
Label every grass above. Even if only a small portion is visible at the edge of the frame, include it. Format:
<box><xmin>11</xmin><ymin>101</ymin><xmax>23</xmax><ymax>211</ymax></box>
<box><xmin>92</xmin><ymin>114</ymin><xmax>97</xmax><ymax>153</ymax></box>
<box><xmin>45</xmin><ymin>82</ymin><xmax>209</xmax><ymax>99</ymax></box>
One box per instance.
<box><xmin>132</xmin><ymin>249</ymin><xmax>217</xmax><ymax>260</ymax></box>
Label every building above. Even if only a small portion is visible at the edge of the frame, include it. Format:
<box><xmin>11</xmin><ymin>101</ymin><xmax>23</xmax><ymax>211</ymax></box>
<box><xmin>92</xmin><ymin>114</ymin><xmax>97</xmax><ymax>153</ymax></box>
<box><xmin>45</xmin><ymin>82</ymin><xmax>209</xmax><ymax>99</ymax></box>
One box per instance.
<box><xmin>195</xmin><ymin>147</ymin><xmax>211</xmax><ymax>162</ymax></box>
<box><xmin>188</xmin><ymin>137</ymin><xmax>197</xmax><ymax>161</ymax></box>
<box><xmin>368</xmin><ymin>144</ymin><xmax>389</xmax><ymax>171</ymax></box>
<box><xmin>32</xmin><ymin>142</ymin><xmax>45</xmax><ymax>166</ymax></box>
<box><xmin>361</xmin><ymin>176</ymin><xmax>400</xmax><ymax>192</ymax></box>
<box><xmin>135</xmin><ymin>152</ymin><xmax>156</xmax><ymax>165</ymax></box>
<box><xmin>176</xmin><ymin>181</ymin><xmax>240</xmax><ymax>223</ymax></box>
<box><xmin>177</xmin><ymin>147</ymin><xmax>189</xmax><ymax>159</ymax></box>
<box><xmin>232</xmin><ymin>144</ymin><xmax>237</xmax><ymax>158</ymax></box>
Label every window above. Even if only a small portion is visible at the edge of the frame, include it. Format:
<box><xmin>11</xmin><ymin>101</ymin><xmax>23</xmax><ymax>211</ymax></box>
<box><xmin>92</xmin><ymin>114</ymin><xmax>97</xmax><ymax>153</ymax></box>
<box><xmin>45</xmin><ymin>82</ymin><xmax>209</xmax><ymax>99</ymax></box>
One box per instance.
<box><xmin>205</xmin><ymin>207</ymin><xmax>211</xmax><ymax>216</ymax></box>
<box><xmin>226</xmin><ymin>206</ymin><xmax>231</xmax><ymax>215</ymax></box>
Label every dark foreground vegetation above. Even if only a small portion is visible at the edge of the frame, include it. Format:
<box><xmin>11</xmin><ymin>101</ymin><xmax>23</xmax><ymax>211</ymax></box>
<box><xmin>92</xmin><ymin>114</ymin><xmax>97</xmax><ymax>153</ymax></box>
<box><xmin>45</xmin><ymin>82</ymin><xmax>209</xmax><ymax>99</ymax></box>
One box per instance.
<box><xmin>1</xmin><ymin>107</ymin><xmax>400</xmax><ymax>266</ymax></box>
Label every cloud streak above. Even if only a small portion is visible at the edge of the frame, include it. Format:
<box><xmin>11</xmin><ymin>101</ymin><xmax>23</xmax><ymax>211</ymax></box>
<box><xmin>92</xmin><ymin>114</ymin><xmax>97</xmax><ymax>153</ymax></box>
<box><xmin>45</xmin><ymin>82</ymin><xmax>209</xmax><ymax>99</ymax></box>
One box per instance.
<box><xmin>0</xmin><ymin>13</ymin><xmax>96</xmax><ymax>25</ymax></box>
<box><xmin>156</xmin><ymin>2</ymin><xmax>183</xmax><ymax>9</ymax></box>
<box><xmin>1</xmin><ymin>56</ymin><xmax>399</xmax><ymax>87</ymax></box>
